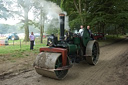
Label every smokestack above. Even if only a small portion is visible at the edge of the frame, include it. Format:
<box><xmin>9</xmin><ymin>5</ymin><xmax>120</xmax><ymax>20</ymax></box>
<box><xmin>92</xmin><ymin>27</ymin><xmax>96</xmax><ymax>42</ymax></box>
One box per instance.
<box><xmin>59</xmin><ymin>13</ymin><xmax>65</xmax><ymax>41</ymax></box>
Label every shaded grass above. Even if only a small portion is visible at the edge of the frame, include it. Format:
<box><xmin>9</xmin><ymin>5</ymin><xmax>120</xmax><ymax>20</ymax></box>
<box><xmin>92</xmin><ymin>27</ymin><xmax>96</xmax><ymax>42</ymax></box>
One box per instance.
<box><xmin>98</xmin><ymin>35</ymin><xmax>125</xmax><ymax>47</ymax></box>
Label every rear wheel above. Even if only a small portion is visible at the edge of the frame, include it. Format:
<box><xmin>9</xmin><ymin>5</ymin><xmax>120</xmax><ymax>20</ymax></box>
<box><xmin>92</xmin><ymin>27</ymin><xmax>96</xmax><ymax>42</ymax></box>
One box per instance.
<box><xmin>86</xmin><ymin>41</ymin><xmax>100</xmax><ymax>65</ymax></box>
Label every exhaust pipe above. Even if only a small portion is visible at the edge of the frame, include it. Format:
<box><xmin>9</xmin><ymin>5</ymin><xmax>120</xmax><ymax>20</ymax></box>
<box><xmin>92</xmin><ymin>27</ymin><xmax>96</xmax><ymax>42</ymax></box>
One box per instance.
<box><xmin>59</xmin><ymin>13</ymin><xmax>65</xmax><ymax>41</ymax></box>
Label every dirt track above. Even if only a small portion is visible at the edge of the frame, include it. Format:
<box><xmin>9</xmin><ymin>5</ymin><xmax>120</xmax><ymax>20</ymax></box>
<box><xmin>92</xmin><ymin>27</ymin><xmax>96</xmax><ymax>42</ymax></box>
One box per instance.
<box><xmin>0</xmin><ymin>39</ymin><xmax>128</xmax><ymax>85</ymax></box>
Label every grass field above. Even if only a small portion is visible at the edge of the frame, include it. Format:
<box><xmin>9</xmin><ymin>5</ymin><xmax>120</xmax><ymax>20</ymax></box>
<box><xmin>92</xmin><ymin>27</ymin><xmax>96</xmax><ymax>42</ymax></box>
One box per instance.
<box><xmin>0</xmin><ymin>38</ymin><xmax>48</xmax><ymax>64</ymax></box>
<box><xmin>0</xmin><ymin>38</ymin><xmax>47</xmax><ymax>58</ymax></box>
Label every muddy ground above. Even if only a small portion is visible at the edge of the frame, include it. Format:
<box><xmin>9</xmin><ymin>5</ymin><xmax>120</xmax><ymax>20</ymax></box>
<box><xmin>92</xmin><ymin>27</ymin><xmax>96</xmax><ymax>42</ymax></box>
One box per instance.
<box><xmin>0</xmin><ymin>39</ymin><xmax>128</xmax><ymax>85</ymax></box>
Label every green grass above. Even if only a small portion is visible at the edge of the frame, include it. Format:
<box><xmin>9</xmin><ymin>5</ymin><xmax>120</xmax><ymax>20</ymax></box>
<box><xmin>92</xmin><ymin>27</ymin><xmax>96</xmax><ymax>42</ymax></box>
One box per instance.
<box><xmin>0</xmin><ymin>38</ymin><xmax>47</xmax><ymax>55</ymax></box>
<box><xmin>0</xmin><ymin>38</ymin><xmax>47</xmax><ymax>63</ymax></box>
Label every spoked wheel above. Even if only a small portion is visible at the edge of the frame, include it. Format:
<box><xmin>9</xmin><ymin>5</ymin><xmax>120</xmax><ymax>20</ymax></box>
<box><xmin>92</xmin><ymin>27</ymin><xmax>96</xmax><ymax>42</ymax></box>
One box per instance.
<box><xmin>86</xmin><ymin>40</ymin><xmax>100</xmax><ymax>65</ymax></box>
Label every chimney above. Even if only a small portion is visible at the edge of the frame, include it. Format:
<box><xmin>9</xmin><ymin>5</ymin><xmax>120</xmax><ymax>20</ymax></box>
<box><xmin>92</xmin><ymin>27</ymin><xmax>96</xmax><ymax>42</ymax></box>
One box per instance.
<box><xmin>59</xmin><ymin>13</ymin><xmax>65</xmax><ymax>41</ymax></box>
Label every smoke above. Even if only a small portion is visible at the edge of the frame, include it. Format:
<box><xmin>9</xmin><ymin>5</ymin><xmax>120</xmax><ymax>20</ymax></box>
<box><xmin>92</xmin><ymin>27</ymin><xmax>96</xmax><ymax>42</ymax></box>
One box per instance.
<box><xmin>33</xmin><ymin>0</ymin><xmax>70</xmax><ymax>32</ymax></box>
<box><xmin>65</xmin><ymin>16</ymin><xmax>70</xmax><ymax>31</ymax></box>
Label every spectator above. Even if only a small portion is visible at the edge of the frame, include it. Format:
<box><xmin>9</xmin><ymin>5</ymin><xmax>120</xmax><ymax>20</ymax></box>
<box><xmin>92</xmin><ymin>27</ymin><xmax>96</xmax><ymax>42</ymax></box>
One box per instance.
<box><xmin>29</xmin><ymin>32</ymin><xmax>35</xmax><ymax>50</ymax></box>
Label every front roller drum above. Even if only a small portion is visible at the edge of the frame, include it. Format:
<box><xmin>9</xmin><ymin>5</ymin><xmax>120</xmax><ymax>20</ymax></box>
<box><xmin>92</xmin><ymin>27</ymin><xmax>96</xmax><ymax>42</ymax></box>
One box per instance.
<box><xmin>86</xmin><ymin>40</ymin><xmax>100</xmax><ymax>65</ymax></box>
<box><xmin>34</xmin><ymin>52</ymin><xmax>71</xmax><ymax>79</ymax></box>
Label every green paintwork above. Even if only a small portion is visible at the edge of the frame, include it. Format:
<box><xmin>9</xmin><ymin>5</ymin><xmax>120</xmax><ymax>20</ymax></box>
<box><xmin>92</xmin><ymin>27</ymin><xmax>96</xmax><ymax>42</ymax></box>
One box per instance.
<box><xmin>74</xmin><ymin>37</ymin><xmax>81</xmax><ymax>44</ymax></box>
<box><xmin>68</xmin><ymin>44</ymin><xmax>77</xmax><ymax>54</ymax></box>
<box><xmin>82</xmin><ymin>29</ymin><xmax>91</xmax><ymax>47</ymax></box>
<box><xmin>68</xmin><ymin>28</ymin><xmax>91</xmax><ymax>54</ymax></box>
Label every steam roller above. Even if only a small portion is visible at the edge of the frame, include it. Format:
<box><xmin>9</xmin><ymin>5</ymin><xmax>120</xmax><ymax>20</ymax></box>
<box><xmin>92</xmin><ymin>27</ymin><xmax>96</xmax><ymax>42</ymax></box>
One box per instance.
<box><xmin>33</xmin><ymin>13</ymin><xmax>100</xmax><ymax>79</ymax></box>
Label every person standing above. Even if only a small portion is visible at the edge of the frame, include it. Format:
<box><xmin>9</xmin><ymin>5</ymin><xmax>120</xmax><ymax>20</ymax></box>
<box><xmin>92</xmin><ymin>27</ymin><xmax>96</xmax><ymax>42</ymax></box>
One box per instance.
<box><xmin>79</xmin><ymin>25</ymin><xmax>84</xmax><ymax>36</ymax></box>
<box><xmin>29</xmin><ymin>32</ymin><xmax>35</xmax><ymax>50</ymax></box>
<box><xmin>87</xmin><ymin>25</ymin><xmax>94</xmax><ymax>40</ymax></box>
<box><xmin>87</xmin><ymin>25</ymin><xmax>91</xmax><ymax>36</ymax></box>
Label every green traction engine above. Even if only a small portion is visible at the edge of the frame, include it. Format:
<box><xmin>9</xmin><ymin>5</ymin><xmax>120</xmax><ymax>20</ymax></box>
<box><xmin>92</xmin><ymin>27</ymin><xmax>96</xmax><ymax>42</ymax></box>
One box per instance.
<box><xmin>34</xmin><ymin>13</ymin><xmax>100</xmax><ymax>79</ymax></box>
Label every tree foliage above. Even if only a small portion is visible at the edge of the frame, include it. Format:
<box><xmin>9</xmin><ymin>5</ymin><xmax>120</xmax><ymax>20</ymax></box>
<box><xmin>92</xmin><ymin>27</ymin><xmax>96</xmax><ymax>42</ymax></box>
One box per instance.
<box><xmin>0</xmin><ymin>0</ymin><xmax>13</xmax><ymax>19</ymax></box>
<box><xmin>52</xmin><ymin>0</ymin><xmax>128</xmax><ymax>35</ymax></box>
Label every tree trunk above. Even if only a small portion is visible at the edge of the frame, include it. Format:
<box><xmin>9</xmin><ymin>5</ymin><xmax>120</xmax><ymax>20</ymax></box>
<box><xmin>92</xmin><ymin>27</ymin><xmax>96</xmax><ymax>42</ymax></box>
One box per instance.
<box><xmin>115</xmin><ymin>25</ymin><xmax>118</xmax><ymax>37</ymax></box>
<box><xmin>102</xmin><ymin>22</ymin><xmax>105</xmax><ymax>34</ymax></box>
<box><xmin>24</xmin><ymin>8</ymin><xmax>29</xmax><ymax>42</ymax></box>
<box><xmin>83</xmin><ymin>0</ymin><xmax>87</xmax><ymax>26</ymax></box>
<box><xmin>73</xmin><ymin>0</ymin><xmax>84</xmax><ymax>25</ymax></box>
<box><xmin>40</xmin><ymin>9</ymin><xmax>44</xmax><ymax>43</ymax></box>
<box><xmin>98</xmin><ymin>22</ymin><xmax>100</xmax><ymax>33</ymax></box>
<box><xmin>24</xmin><ymin>26</ymin><xmax>29</xmax><ymax>41</ymax></box>
<box><xmin>40</xmin><ymin>26</ymin><xmax>43</xmax><ymax>43</ymax></box>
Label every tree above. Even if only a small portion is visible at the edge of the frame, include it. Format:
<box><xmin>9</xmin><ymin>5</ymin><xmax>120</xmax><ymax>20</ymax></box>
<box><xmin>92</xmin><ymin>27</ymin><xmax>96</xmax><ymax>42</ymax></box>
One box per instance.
<box><xmin>50</xmin><ymin>0</ymin><xmax>65</xmax><ymax>9</ymax></box>
<box><xmin>33</xmin><ymin>0</ymin><xmax>128</xmax><ymax>36</ymax></box>
<box><xmin>51</xmin><ymin>0</ymin><xmax>89</xmax><ymax>29</ymax></box>
<box><xmin>88</xmin><ymin>0</ymin><xmax>128</xmax><ymax>35</ymax></box>
<box><xmin>32</xmin><ymin>0</ymin><xmax>46</xmax><ymax>43</ymax></box>
<box><xmin>16</xmin><ymin>0</ymin><xmax>33</xmax><ymax>42</ymax></box>
<box><xmin>39</xmin><ymin>9</ymin><xmax>44</xmax><ymax>43</ymax></box>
